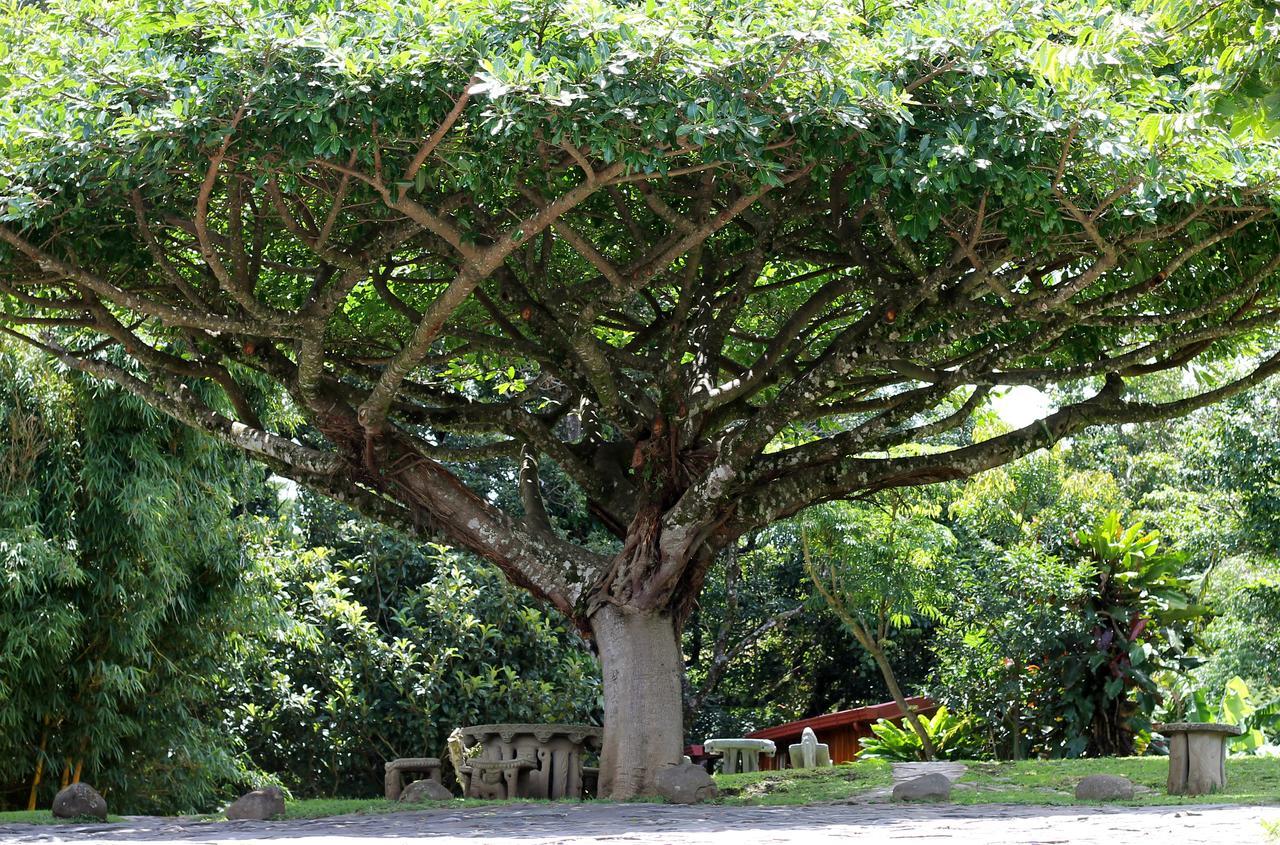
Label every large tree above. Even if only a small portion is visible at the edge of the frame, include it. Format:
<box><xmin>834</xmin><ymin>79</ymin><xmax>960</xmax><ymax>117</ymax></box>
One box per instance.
<box><xmin>2</xmin><ymin>0</ymin><xmax>1279</xmax><ymax>796</ymax></box>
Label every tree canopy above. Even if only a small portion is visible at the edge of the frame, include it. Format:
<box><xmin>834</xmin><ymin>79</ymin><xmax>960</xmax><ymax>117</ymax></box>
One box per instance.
<box><xmin>2</xmin><ymin>0</ymin><xmax>1279</xmax><ymax>796</ymax></box>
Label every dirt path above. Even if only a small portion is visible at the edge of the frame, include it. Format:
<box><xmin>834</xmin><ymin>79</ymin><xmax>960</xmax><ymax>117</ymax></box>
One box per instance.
<box><xmin>1</xmin><ymin>801</ymin><xmax>1274</xmax><ymax>845</ymax></box>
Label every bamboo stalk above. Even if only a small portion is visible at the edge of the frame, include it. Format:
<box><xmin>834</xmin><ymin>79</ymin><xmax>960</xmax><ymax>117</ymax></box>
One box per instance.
<box><xmin>26</xmin><ymin>721</ymin><xmax>49</xmax><ymax>811</ymax></box>
<box><xmin>72</xmin><ymin>759</ymin><xmax>83</xmax><ymax>785</ymax></box>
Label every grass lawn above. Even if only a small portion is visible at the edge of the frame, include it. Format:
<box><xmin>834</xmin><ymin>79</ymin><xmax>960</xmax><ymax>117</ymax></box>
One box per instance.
<box><xmin>955</xmin><ymin>757</ymin><xmax>1280</xmax><ymax>806</ymax></box>
<box><xmin>4</xmin><ymin>758</ymin><xmax>1275</xmax><ymax>825</ymax></box>
<box><xmin>714</xmin><ymin>760</ymin><xmax>894</xmax><ymax>805</ymax></box>
<box><xmin>711</xmin><ymin>757</ymin><xmax>1280</xmax><ymax>807</ymax></box>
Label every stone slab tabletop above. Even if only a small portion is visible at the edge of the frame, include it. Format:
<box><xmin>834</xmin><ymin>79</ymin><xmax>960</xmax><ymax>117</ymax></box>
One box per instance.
<box><xmin>703</xmin><ymin>738</ymin><xmax>777</xmax><ymax>752</ymax></box>
<box><xmin>1154</xmin><ymin>723</ymin><xmax>1245</xmax><ymax>736</ymax></box>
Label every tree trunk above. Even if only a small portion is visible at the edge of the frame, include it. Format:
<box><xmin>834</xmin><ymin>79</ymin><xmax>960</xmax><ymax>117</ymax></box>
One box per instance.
<box><xmin>866</xmin><ymin>640</ymin><xmax>936</xmax><ymax>761</ymax></box>
<box><xmin>591</xmin><ymin>604</ymin><xmax>685</xmax><ymax>800</ymax></box>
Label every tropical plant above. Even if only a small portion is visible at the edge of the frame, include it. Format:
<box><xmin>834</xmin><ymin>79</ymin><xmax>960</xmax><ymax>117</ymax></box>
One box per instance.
<box><xmin>858</xmin><ymin>706</ymin><xmax>985</xmax><ymax>762</ymax></box>
<box><xmin>1063</xmin><ymin>513</ymin><xmax>1211</xmax><ymax>756</ymax></box>
<box><xmin>1161</xmin><ymin>676</ymin><xmax>1280</xmax><ymax>756</ymax></box>
<box><xmin>936</xmin><ymin>454</ymin><xmax>1211</xmax><ymax>759</ymax></box>
<box><xmin>3</xmin><ymin>0</ymin><xmax>1279</xmax><ymax>796</ymax></box>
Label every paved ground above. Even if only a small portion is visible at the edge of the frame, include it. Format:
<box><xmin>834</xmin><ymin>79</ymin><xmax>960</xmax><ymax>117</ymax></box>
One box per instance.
<box><xmin>1</xmin><ymin>802</ymin><xmax>1276</xmax><ymax>845</ymax></box>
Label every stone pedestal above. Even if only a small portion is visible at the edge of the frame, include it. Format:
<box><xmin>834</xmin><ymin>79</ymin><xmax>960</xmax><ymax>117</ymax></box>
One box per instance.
<box><xmin>1154</xmin><ymin>722</ymin><xmax>1243</xmax><ymax>795</ymax></box>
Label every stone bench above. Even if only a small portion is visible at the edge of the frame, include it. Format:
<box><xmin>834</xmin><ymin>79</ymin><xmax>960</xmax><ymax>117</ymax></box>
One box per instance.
<box><xmin>1153</xmin><ymin>722</ymin><xmax>1243</xmax><ymax>795</ymax></box>
<box><xmin>384</xmin><ymin>757</ymin><xmax>442</xmax><ymax>801</ymax></box>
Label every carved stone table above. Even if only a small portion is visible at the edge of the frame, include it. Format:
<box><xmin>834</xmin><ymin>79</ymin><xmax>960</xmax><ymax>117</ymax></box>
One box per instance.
<box><xmin>703</xmin><ymin>738</ymin><xmax>776</xmax><ymax>774</ymax></box>
<box><xmin>449</xmin><ymin>724</ymin><xmax>603</xmax><ymax>800</ymax></box>
<box><xmin>1153</xmin><ymin>722</ymin><xmax>1243</xmax><ymax>795</ymax></box>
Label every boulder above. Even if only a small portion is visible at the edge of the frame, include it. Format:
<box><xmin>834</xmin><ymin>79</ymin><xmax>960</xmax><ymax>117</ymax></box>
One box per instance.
<box><xmin>225</xmin><ymin>786</ymin><xmax>286</xmax><ymax>820</ymax></box>
<box><xmin>399</xmin><ymin>779</ymin><xmax>453</xmax><ymax>803</ymax></box>
<box><xmin>654</xmin><ymin>762</ymin><xmax>719</xmax><ymax>804</ymax></box>
<box><xmin>51</xmin><ymin>783</ymin><xmax>107</xmax><ymax>821</ymax></box>
<box><xmin>891</xmin><ymin>773</ymin><xmax>952</xmax><ymax>802</ymax></box>
<box><xmin>1075</xmin><ymin>774</ymin><xmax>1135</xmax><ymax>801</ymax></box>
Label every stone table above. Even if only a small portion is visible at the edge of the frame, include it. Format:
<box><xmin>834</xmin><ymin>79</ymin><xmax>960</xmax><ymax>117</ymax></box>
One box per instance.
<box><xmin>1153</xmin><ymin>722</ymin><xmax>1243</xmax><ymax>795</ymax></box>
<box><xmin>449</xmin><ymin>724</ymin><xmax>602</xmax><ymax>800</ymax></box>
<box><xmin>703</xmin><ymin>738</ymin><xmax>776</xmax><ymax>774</ymax></box>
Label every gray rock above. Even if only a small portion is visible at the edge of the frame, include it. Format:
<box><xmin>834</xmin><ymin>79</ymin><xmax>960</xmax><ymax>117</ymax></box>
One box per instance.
<box><xmin>892</xmin><ymin>773</ymin><xmax>953</xmax><ymax>802</ymax></box>
<box><xmin>654</xmin><ymin>762</ymin><xmax>719</xmax><ymax>804</ymax></box>
<box><xmin>225</xmin><ymin>786</ymin><xmax>286</xmax><ymax>820</ymax></box>
<box><xmin>399</xmin><ymin>779</ymin><xmax>453</xmax><ymax>803</ymax></box>
<box><xmin>1075</xmin><ymin>774</ymin><xmax>1134</xmax><ymax>801</ymax></box>
<box><xmin>51</xmin><ymin>783</ymin><xmax>107</xmax><ymax>820</ymax></box>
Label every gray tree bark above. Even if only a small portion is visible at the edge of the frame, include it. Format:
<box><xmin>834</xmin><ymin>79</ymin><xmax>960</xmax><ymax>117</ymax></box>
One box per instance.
<box><xmin>591</xmin><ymin>605</ymin><xmax>686</xmax><ymax>799</ymax></box>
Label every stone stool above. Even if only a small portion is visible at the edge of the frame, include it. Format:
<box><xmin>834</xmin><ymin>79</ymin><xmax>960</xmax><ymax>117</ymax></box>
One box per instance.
<box><xmin>1153</xmin><ymin>722</ymin><xmax>1243</xmax><ymax>795</ymax></box>
<box><xmin>703</xmin><ymin>738</ymin><xmax>777</xmax><ymax>774</ymax></box>
<box><xmin>384</xmin><ymin>757</ymin><xmax>442</xmax><ymax>800</ymax></box>
<box><xmin>788</xmin><ymin>727</ymin><xmax>832</xmax><ymax>769</ymax></box>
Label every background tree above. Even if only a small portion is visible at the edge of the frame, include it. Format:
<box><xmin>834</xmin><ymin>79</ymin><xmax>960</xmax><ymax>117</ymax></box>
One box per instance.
<box><xmin>802</xmin><ymin>495</ymin><xmax>954</xmax><ymax>759</ymax></box>
<box><xmin>1063</xmin><ymin>378</ymin><xmax>1280</xmax><ymax>721</ymax></box>
<box><xmin>681</xmin><ymin>534</ymin><xmax>804</xmax><ymax>733</ymax></box>
<box><xmin>2</xmin><ymin>0</ymin><xmax>1279</xmax><ymax>795</ymax></box>
<box><xmin>682</xmin><ymin>522</ymin><xmax>938</xmax><ymax>743</ymax></box>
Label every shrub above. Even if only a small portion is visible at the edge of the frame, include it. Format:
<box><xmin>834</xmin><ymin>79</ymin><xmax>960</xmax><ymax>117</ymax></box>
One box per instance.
<box><xmin>858</xmin><ymin>706</ymin><xmax>985</xmax><ymax>762</ymax></box>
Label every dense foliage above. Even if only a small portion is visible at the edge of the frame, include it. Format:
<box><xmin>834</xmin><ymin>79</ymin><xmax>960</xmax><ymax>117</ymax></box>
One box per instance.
<box><xmin>227</xmin><ymin>493</ymin><xmax>600</xmax><ymax>799</ymax></box>
<box><xmin>683</xmin><ymin>526</ymin><xmax>936</xmax><ymax>742</ymax></box>
<box><xmin>0</xmin><ymin>345</ymin><xmax>599</xmax><ymax>812</ymax></box>
<box><xmin>934</xmin><ymin>449</ymin><xmax>1209</xmax><ymax>758</ymax></box>
<box><xmin>800</xmin><ymin>495</ymin><xmax>953</xmax><ymax>757</ymax></box>
<box><xmin>0</xmin><ymin>346</ymin><xmax>265</xmax><ymax>814</ymax></box>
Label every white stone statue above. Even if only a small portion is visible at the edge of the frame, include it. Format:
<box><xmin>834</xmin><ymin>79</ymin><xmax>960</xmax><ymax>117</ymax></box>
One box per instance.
<box><xmin>788</xmin><ymin>727</ymin><xmax>832</xmax><ymax>769</ymax></box>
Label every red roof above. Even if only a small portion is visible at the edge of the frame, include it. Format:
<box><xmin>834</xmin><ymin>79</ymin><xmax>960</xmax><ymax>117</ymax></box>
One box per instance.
<box><xmin>745</xmin><ymin>696</ymin><xmax>936</xmax><ymax>743</ymax></box>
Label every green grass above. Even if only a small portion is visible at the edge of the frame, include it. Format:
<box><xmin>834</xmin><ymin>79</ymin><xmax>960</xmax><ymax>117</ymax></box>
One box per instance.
<box><xmin>708</xmin><ymin>756</ymin><xmax>1280</xmax><ymax>807</ymax></box>
<box><xmin>713</xmin><ymin>760</ymin><xmax>894</xmax><ymax>805</ymax></box>
<box><xmin>5</xmin><ymin>758</ymin><xmax>1276</xmax><ymax>825</ymax></box>
<box><xmin>284</xmin><ymin>797</ymin><xmax>439</xmax><ymax>819</ymax></box>
<box><xmin>0</xmin><ymin>810</ymin><xmax>125</xmax><ymax>825</ymax></box>
<box><xmin>954</xmin><ymin>757</ymin><xmax>1280</xmax><ymax>806</ymax></box>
